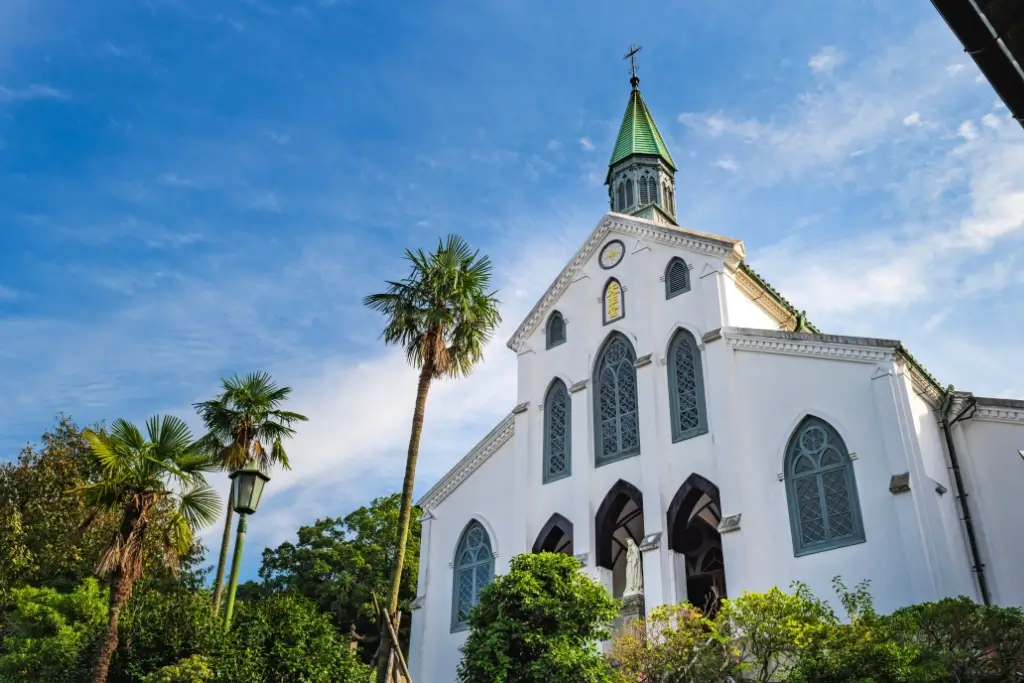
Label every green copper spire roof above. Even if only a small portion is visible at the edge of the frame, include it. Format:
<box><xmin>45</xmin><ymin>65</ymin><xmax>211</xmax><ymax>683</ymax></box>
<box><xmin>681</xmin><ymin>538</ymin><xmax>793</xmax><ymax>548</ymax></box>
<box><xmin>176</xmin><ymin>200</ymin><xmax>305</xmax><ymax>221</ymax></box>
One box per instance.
<box><xmin>608</xmin><ymin>81</ymin><xmax>676</xmax><ymax>171</ymax></box>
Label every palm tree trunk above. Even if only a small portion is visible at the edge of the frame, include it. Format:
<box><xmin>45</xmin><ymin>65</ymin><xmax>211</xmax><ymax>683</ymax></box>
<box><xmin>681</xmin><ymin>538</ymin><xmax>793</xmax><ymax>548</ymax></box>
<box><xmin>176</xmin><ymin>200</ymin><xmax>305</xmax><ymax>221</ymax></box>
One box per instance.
<box><xmin>211</xmin><ymin>495</ymin><xmax>234</xmax><ymax>614</ymax></box>
<box><xmin>377</xmin><ymin>363</ymin><xmax>432</xmax><ymax>683</ymax></box>
<box><xmin>92</xmin><ymin>570</ymin><xmax>132</xmax><ymax>683</ymax></box>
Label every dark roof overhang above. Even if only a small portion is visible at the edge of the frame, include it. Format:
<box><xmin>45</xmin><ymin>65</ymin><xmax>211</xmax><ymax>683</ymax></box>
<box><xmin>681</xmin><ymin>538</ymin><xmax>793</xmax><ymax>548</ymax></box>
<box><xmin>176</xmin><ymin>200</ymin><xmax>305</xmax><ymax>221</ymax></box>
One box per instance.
<box><xmin>931</xmin><ymin>0</ymin><xmax>1024</xmax><ymax>129</ymax></box>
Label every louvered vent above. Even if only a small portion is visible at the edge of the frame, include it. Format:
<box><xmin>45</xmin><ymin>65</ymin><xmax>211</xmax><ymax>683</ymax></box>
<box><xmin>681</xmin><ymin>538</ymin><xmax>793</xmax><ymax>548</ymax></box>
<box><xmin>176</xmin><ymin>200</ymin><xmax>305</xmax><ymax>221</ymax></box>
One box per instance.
<box><xmin>666</xmin><ymin>259</ymin><xmax>689</xmax><ymax>298</ymax></box>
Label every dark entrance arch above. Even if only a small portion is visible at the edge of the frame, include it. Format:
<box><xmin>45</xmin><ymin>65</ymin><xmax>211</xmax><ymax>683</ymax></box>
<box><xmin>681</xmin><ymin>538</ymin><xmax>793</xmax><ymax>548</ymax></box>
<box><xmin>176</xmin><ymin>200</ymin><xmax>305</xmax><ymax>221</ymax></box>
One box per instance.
<box><xmin>595</xmin><ymin>479</ymin><xmax>644</xmax><ymax>597</ymax></box>
<box><xmin>666</xmin><ymin>473</ymin><xmax>727</xmax><ymax>614</ymax></box>
<box><xmin>532</xmin><ymin>513</ymin><xmax>574</xmax><ymax>555</ymax></box>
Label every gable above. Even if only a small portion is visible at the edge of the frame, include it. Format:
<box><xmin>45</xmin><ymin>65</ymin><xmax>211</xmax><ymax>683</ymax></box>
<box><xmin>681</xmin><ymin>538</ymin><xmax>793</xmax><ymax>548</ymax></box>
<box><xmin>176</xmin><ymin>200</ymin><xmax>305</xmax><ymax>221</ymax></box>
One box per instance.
<box><xmin>506</xmin><ymin>212</ymin><xmax>746</xmax><ymax>352</ymax></box>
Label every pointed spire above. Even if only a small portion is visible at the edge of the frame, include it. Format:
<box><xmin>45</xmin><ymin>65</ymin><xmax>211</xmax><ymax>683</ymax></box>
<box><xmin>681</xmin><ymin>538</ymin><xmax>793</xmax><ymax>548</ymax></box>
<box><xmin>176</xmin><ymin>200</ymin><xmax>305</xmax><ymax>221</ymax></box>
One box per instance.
<box><xmin>608</xmin><ymin>87</ymin><xmax>676</xmax><ymax>170</ymax></box>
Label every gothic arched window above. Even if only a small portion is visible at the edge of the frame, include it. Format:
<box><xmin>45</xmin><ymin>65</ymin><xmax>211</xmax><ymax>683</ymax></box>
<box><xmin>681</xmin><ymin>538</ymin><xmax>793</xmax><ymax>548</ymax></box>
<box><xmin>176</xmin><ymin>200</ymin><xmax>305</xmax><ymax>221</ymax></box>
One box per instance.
<box><xmin>546</xmin><ymin>311</ymin><xmax>566</xmax><ymax>349</ymax></box>
<box><xmin>665</xmin><ymin>257</ymin><xmax>690</xmax><ymax>298</ymax></box>
<box><xmin>451</xmin><ymin>520</ymin><xmax>494</xmax><ymax>631</ymax></box>
<box><xmin>648</xmin><ymin>177</ymin><xmax>659</xmax><ymax>205</ymax></box>
<box><xmin>668</xmin><ymin>186</ymin><xmax>676</xmax><ymax>215</ymax></box>
<box><xmin>667</xmin><ymin>328</ymin><xmax>708</xmax><ymax>442</ymax></box>
<box><xmin>594</xmin><ymin>333</ymin><xmax>640</xmax><ymax>464</ymax></box>
<box><xmin>639</xmin><ymin>175</ymin><xmax>650</xmax><ymax>204</ymax></box>
<box><xmin>625</xmin><ymin>178</ymin><xmax>634</xmax><ymax>207</ymax></box>
<box><xmin>784</xmin><ymin>417</ymin><xmax>865</xmax><ymax>556</ymax></box>
<box><xmin>616</xmin><ymin>182</ymin><xmax>626</xmax><ymax>211</ymax></box>
<box><xmin>544</xmin><ymin>379</ymin><xmax>571</xmax><ymax>483</ymax></box>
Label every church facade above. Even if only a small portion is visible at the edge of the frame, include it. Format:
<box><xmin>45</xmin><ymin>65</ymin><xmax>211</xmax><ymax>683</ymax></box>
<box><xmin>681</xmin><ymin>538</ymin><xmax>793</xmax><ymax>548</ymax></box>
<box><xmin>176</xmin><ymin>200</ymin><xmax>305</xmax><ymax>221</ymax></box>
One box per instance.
<box><xmin>408</xmin><ymin>77</ymin><xmax>1024</xmax><ymax>683</ymax></box>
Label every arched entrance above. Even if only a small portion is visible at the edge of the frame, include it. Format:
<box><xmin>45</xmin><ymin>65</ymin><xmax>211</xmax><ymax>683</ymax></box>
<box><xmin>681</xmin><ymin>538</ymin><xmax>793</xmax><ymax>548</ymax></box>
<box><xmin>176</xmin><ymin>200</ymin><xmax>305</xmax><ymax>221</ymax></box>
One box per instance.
<box><xmin>666</xmin><ymin>474</ymin><xmax>727</xmax><ymax>614</ymax></box>
<box><xmin>532</xmin><ymin>513</ymin><xmax>574</xmax><ymax>555</ymax></box>
<box><xmin>595</xmin><ymin>479</ymin><xmax>644</xmax><ymax>598</ymax></box>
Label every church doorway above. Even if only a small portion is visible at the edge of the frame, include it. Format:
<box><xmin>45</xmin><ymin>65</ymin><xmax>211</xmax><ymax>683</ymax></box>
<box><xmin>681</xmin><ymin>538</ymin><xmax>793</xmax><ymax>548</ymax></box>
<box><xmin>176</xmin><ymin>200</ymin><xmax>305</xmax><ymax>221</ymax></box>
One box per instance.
<box><xmin>595</xmin><ymin>479</ymin><xmax>644</xmax><ymax>598</ymax></box>
<box><xmin>666</xmin><ymin>474</ymin><xmax>727</xmax><ymax>615</ymax></box>
<box><xmin>532</xmin><ymin>513</ymin><xmax>574</xmax><ymax>555</ymax></box>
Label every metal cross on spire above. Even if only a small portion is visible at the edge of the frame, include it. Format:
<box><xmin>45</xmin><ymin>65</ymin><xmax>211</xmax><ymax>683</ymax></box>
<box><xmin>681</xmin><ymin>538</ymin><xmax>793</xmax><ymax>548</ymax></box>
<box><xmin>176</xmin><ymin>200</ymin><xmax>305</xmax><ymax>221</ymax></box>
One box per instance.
<box><xmin>624</xmin><ymin>44</ymin><xmax>642</xmax><ymax>89</ymax></box>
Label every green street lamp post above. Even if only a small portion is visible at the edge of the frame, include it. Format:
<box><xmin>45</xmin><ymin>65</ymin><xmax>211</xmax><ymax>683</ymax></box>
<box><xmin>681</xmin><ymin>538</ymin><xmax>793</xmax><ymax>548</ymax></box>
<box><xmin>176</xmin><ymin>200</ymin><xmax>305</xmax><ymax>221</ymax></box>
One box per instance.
<box><xmin>223</xmin><ymin>466</ymin><xmax>271</xmax><ymax>629</ymax></box>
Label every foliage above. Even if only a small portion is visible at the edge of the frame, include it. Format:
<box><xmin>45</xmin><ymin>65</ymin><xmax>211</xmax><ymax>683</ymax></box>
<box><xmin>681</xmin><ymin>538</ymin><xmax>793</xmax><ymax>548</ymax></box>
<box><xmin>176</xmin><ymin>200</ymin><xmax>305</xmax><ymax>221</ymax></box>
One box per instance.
<box><xmin>457</xmin><ymin>552</ymin><xmax>619</xmax><ymax>683</ymax></box>
<box><xmin>0</xmin><ymin>416</ymin><xmax>113</xmax><ymax>595</ymax></box>
<box><xmin>365</xmin><ymin>234</ymin><xmax>502</xmax><ymax>682</ymax></box>
<box><xmin>218</xmin><ymin>593</ymin><xmax>371</xmax><ymax>683</ymax></box>
<box><xmin>191</xmin><ymin>370</ymin><xmax>308</xmax><ymax>615</ymax></box>
<box><xmin>610</xmin><ymin>604</ymin><xmax>743</xmax><ymax>683</ymax></box>
<box><xmin>713</xmin><ymin>582</ymin><xmax>835</xmax><ymax>682</ymax></box>
<box><xmin>256</xmin><ymin>493</ymin><xmax>421</xmax><ymax>661</ymax></box>
<box><xmin>140</xmin><ymin>656</ymin><xmax>213</xmax><ymax>683</ymax></box>
<box><xmin>81</xmin><ymin>415</ymin><xmax>221</xmax><ymax>683</ymax></box>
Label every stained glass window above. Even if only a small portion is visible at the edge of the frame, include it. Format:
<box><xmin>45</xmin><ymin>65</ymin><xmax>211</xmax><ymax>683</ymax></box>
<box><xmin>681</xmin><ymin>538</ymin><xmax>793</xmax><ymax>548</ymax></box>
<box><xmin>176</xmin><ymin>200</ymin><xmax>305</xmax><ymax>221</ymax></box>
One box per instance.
<box><xmin>546</xmin><ymin>311</ymin><xmax>566</xmax><ymax>349</ymax></box>
<box><xmin>603</xmin><ymin>278</ymin><xmax>624</xmax><ymax>324</ymax></box>
<box><xmin>665</xmin><ymin>258</ymin><xmax>690</xmax><ymax>298</ymax></box>
<box><xmin>451</xmin><ymin>520</ymin><xmax>493</xmax><ymax>631</ymax></box>
<box><xmin>668</xmin><ymin>329</ymin><xmax>707</xmax><ymax>442</ymax></box>
<box><xmin>785</xmin><ymin>417</ymin><xmax>865</xmax><ymax>556</ymax></box>
<box><xmin>594</xmin><ymin>333</ymin><xmax>640</xmax><ymax>464</ymax></box>
<box><xmin>544</xmin><ymin>379</ymin><xmax>571</xmax><ymax>482</ymax></box>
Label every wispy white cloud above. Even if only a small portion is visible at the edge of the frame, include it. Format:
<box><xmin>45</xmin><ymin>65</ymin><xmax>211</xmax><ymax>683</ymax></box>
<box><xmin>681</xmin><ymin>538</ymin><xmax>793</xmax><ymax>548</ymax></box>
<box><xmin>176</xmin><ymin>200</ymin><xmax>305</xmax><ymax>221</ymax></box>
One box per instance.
<box><xmin>714</xmin><ymin>157</ymin><xmax>739</xmax><ymax>172</ymax></box>
<box><xmin>903</xmin><ymin>111</ymin><xmax>922</xmax><ymax>127</ymax></box>
<box><xmin>157</xmin><ymin>172</ymin><xmax>201</xmax><ymax>188</ymax></box>
<box><xmin>579</xmin><ymin>137</ymin><xmax>595</xmax><ymax>151</ymax></box>
<box><xmin>809</xmin><ymin>46</ymin><xmax>844</xmax><ymax>73</ymax></box>
<box><xmin>0</xmin><ymin>84</ymin><xmax>68</xmax><ymax>103</ymax></box>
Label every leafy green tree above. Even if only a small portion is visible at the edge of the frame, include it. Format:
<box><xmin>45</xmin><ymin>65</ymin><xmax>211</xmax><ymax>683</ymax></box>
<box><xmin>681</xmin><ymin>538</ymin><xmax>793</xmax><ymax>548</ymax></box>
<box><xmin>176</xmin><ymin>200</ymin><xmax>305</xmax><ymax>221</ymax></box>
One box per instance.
<box><xmin>457</xmin><ymin>552</ymin><xmax>619</xmax><ymax>683</ymax></box>
<box><xmin>713</xmin><ymin>583</ymin><xmax>834</xmax><ymax>682</ymax></box>
<box><xmin>0</xmin><ymin>579</ymin><xmax>106</xmax><ymax>683</ymax></box>
<box><xmin>256</xmin><ymin>493</ymin><xmax>421</xmax><ymax>661</ymax></box>
<box><xmin>80</xmin><ymin>416</ymin><xmax>220</xmax><ymax>683</ymax></box>
<box><xmin>364</xmin><ymin>234</ymin><xmax>501</xmax><ymax>681</ymax></box>
<box><xmin>192</xmin><ymin>371</ymin><xmax>308</xmax><ymax>615</ymax></box>
<box><xmin>0</xmin><ymin>416</ymin><xmax>111</xmax><ymax>595</ymax></box>
<box><xmin>610</xmin><ymin>603</ymin><xmax>743</xmax><ymax>683</ymax></box>
<box><xmin>140</xmin><ymin>656</ymin><xmax>213</xmax><ymax>683</ymax></box>
<box><xmin>219</xmin><ymin>593</ymin><xmax>371</xmax><ymax>683</ymax></box>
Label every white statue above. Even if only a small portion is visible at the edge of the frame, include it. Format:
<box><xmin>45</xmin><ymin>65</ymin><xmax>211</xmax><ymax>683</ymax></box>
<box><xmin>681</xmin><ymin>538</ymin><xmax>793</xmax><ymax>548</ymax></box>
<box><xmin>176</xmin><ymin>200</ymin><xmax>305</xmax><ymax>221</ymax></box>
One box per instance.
<box><xmin>624</xmin><ymin>537</ymin><xmax>643</xmax><ymax>596</ymax></box>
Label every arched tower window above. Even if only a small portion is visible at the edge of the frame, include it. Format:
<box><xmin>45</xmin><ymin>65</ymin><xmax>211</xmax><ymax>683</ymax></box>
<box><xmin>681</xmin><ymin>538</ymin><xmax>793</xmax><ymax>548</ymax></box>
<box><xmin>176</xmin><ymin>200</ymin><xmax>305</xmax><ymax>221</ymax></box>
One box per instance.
<box><xmin>667</xmin><ymin>328</ymin><xmax>708</xmax><ymax>442</ymax></box>
<box><xmin>546</xmin><ymin>311</ymin><xmax>566</xmax><ymax>349</ymax></box>
<box><xmin>648</xmin><ymin>177</ymin><xmax>659</xmax><ymax>205</ymax></box>
<box><xmin>616</xmin><ymin>182</ymin><xmax>626</xmax><ymax>211</ymax></box>
<box><xmin>451</xmin><ymin>520</ymin><xmax>494</xmax><ymax>631</ymax></box>
<box><xmin>665</xmin><ymin>257</ymin><xmax>690</xmax><ymax>298</ymax></box>
<box><xmin>625</xmin><ymin>178</ymin><xmax>634</xmax><ymax>207</ymax></box>
<box><xmin>784</xmin><ymin>417</ymin><xmax>865</xmax><ymax>556</ymax></box>
<box><xmin>543</xmin><ymin>379</ymin><xmax>571</xmax><ymax>483</ymax></box>
<box><xmin>668</xmin><ymin>186</ymin><xmax>676</xmax><ymax>215</ymax></box>
<box><xmin>594</xmin><ymin>333</ymin><xmax>640</xmax><ymax>464</ymax></box>
<box><xmin>639</xmin><ymin>175</ymin><xmax>650</xmax><ymax>204</ymax></box>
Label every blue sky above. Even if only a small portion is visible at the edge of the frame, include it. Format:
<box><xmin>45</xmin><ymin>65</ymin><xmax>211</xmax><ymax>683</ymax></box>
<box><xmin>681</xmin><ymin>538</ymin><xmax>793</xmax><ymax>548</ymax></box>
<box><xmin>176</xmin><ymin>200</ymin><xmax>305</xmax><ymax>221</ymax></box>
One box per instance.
<box><xmin>2</xmin><ymin>0</ymin><xmax>1022</xmax><ymax>582</ymax></box>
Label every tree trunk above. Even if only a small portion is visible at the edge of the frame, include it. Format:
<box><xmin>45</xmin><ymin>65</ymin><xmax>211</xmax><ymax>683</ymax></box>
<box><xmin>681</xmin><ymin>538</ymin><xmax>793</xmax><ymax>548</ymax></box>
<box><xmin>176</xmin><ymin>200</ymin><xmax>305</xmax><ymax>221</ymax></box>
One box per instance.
<box><xmin>211</xmin><ymin>494</ymin><xmax>234</xmax><ymax>614</ymax></box>
<box><xmin>376</xmin><ymin>363</ymin><xmax>432</xmax><ymax>683</ymax></box>
<box><xmin>92</xmin><ymin>570</ymin><xmax>133</xmax><ymax>683</ymax></box>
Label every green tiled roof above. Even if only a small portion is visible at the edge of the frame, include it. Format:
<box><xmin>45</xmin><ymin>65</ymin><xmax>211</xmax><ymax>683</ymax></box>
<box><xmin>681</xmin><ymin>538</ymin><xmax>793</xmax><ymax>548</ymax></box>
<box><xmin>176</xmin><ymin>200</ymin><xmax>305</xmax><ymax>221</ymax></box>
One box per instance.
<box><xmin>609</xmin><ymin>88</ymin><xmax>676</xmax><ymax>170</ymax></box>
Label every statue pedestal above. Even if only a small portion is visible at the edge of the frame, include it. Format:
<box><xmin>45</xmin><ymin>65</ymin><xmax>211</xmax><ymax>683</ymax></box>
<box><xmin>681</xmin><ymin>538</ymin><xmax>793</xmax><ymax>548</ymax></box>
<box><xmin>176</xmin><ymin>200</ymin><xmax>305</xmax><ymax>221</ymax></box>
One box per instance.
<box><xmin>620</xmin><ymin>592</ymin><xmax>646</xmax><ymax>631</ymax></box>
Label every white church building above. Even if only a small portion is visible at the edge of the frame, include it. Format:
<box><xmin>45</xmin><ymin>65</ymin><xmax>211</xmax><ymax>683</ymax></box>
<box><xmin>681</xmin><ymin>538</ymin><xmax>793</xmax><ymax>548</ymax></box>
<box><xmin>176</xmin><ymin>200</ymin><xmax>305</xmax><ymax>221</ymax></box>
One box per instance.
<box><xmin>408</xmin><ymin>75</ymin><xmax>1024</xmax><ymax>683</ymax></box>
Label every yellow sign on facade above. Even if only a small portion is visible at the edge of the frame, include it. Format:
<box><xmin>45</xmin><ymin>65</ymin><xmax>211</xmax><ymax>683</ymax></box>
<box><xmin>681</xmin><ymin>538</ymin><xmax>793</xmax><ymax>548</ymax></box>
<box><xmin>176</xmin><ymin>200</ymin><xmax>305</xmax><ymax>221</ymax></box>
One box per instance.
<box><xmin>605</xmin><ymin>280</ymin><xmax>622</xmax><ymax>321</ymax></box>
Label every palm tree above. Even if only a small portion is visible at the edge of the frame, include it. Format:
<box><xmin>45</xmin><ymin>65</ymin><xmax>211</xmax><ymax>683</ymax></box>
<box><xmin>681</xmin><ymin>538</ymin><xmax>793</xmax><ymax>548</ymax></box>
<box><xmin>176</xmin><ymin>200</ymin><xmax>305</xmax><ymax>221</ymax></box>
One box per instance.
<box><xmin>192</xmin><ymin>371</ymin><xmax>308</xmax><ymax>614</ymax></box>
<box><xmin>79</xmin><ymin>415</ymin><xmax>220</xmax><ymax>683</ymax></box>
<box><xmin>364</xmin><ymin>234</ymin><xmax>501</xmax><ymax>682</ymax></box>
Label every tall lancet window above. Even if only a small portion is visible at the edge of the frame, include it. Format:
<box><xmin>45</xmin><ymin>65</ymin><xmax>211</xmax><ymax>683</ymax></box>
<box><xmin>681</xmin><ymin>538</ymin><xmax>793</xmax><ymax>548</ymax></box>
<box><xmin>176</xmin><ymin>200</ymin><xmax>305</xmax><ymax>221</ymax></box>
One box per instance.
<box><xmin>665</xmin><ymin>257</ymin><xmax>690</xmax><ymax>298</ymax></box>
<box><xmin>543</xmin><ymin>379</ymin><xmax>571</xmax><ymax>483</ymax></box>
<box><xmin>667</xmin><ymin>328</ymin><xmax>707</xmax><ymax>442</ymax></box>
<box><xmin>594</xmin><ymin>332</ymin><xmax>640</xmax><ymax>464</ymax></box>
<box><xmin>638</xmin><ymin>175</ymin><xmax>650</xmax><ymax>204</ymax></box>
<box><xmin>546</xmin><ymin>311</ymin><xmax>566</xmax><ymax>349</ymax></box>
<box><xmin>784</xmin><ymin>417</ymin><xmax>865</xmax><ymax>556</ymax></box>
<box><xmin>648</xmin><ymin>177</ymin><xmax>659</xmax><ymax>205</ymax></box>
<box><xmin>603</xmin><ymin>278</ymin><xmax>624</xmax><ymax>325</ymax></box>
<box><xmin>451</xmin><ymin>520</ymin><xmax>494</xmax><ymax>631</ymax></box>
<box><xmin>616</xmin><ymin>182</ymin><xmax>626</xmax><ymax>211</ymax></box>
<box><xmin>625</xmin><ymin>178</ymin><xmax>634</xmax><ymax>207</ymax></box>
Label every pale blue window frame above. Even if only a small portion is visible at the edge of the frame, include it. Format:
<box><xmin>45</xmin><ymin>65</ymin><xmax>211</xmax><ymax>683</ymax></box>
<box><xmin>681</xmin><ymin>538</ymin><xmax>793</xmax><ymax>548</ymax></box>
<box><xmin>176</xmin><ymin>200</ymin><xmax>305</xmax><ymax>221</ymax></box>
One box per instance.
<box><xmin>593</xmin><ymin>332</ymin><xmax>641</xmax><ymax>466</ymax></box>
<box><xmin>784</xmin><ymin>416</ymin><xmax>866</xmax><ymax>557</ymax></box>
<box><xmin>667</xmin><ymin>328</ymin><xmax>708</xmax><ymax>442</ymax></box>
<box><xmin>543</xmin><ymin>379</ymin><xmax>571</xmax><ymax>483</ymax></box>
<box><xmin>451</xmin><ymin>520</ymin><xmax>494</xmax><ymax>632</ymax></box>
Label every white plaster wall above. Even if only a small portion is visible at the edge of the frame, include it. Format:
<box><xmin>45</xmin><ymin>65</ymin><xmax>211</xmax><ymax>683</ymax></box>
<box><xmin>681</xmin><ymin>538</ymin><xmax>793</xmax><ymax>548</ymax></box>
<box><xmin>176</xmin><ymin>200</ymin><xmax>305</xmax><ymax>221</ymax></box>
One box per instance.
<box><xmin>956</xmin><ymin>416</ymin><xmax>1024</xmax><ymax>608</ymax></box>
<box><xmin>721</xmin><ymin>272</ymin><xmax>782</xmax><ymax>330</ymax></box>
<box><xmin>414</xmin><ymin>436</ymin><xmax>516</xmax><ymax>683</ymax></box>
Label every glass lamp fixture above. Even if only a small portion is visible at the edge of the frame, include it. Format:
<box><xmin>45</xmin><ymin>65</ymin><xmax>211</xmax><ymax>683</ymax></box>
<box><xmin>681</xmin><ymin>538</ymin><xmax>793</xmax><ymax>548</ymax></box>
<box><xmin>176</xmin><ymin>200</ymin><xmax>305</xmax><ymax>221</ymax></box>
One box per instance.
<box><xmin>229</xmin><ymin>467</ymin><xmax>270</xmax><ymax>515</ymax></box>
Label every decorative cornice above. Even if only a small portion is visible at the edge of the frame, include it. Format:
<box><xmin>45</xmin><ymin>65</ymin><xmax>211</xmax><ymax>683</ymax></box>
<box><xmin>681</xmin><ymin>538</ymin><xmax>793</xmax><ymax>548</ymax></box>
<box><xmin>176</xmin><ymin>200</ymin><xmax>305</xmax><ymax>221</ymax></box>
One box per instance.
<box><xmin>732</xmin><ymin>268</ymin><xmax>798</xmax><ymax>329</ymax></box>
<box><xmin>973</xmin><ymin>397</ymin><xmax>1024</xmax><ymax>424</ymax></box>
<box><xmin>634</xmin><ymin>353</ymin><xmax>653</xmax><ymax>368</ymax></box>
<box><xmin>638</xmin><ymin>532</ymin><xmax>661</xmax><ymax>552</ymax></box>
<box><xmin>723</xmin><ymin>327</ymin><xmax>897</xmax><ymax>364</ymax></box>
<box><xmin>417</xmin><ymin>413</ymin><xmax>516</xmax><ymax>509</ymax></box>
<box><xmin>569</xmin><ymin>379</ymin><xmax>589</xmax><ymax>394</ymax></box>
<box><xmin>506</xmin><ymin>213</ymin><xmax>745</xmax><ymax>352</ymax></box>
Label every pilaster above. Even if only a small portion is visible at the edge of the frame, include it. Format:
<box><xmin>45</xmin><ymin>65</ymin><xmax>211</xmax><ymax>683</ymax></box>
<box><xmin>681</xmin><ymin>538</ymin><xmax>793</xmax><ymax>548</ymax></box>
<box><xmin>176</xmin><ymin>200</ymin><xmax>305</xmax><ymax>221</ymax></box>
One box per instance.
<box><xmin>569</xmin><ymin>379</ymin><xmax>594</xmax><ymax>566</ymax></box>
<box><xmin>633</xmin><ymin>354</ymin><xmax>666</xmax><ymax>611</ymax></box>
<box><xmin>408</xmin><ymin>509</ymin><xmax>434</xmax><ymax>681</ymax></box>
<box><xmin>509</xmin><ymin>403</ymin><xmax>532</xmax><ymax>567</ymax></box>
